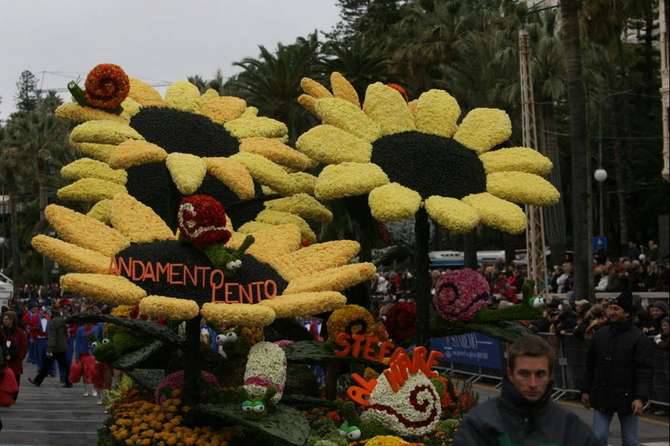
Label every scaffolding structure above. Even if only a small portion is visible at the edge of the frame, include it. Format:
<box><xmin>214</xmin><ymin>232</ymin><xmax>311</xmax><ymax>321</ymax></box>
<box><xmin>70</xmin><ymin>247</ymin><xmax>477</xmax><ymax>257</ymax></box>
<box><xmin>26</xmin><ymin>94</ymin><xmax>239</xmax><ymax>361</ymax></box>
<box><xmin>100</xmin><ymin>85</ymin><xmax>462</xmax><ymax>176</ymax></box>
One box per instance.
<box><xmin>519</xmin><ymin>29</ymin><xmax>548</xmax><ymax>293</ymax></box>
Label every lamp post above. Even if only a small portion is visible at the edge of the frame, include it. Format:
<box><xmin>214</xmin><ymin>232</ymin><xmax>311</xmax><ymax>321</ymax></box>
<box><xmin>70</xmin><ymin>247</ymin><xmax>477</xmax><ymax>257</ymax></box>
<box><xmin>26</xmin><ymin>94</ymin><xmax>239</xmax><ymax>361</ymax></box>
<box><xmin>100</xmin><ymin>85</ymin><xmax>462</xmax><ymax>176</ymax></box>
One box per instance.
<box><xmin>594</xmin><ymin>168</ymin><xmax>607</xmax><ymax>236</ymax></box>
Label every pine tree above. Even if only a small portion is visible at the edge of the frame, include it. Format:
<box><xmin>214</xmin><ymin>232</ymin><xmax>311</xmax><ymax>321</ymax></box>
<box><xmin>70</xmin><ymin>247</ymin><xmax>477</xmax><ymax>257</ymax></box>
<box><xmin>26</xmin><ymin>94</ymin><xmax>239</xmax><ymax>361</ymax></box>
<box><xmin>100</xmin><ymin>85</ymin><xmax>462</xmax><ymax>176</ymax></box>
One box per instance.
<box><xmin>15</xmin><ymin>70</ymin><xmax>39</xmax><ymax>112</ymax></box>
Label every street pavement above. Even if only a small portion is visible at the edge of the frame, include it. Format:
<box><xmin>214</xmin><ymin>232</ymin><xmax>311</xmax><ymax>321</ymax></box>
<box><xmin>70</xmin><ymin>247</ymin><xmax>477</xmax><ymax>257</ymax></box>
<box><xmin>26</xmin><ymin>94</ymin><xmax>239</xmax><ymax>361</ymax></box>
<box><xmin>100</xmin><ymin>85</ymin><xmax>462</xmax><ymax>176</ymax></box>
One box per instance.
<box><xmin>474</xmin><ymin>383</ymin><xmax>670</xmax><ymax>446</ymax></box>
<box><xmin>0</xmin><ymin>362</ymin><xmax>105</xmax><ymax>446</ymax></box>
<box><xmin>0</xmin><ymin>363</ymin><xmax>667</xmax><ymax>445</ymax></box>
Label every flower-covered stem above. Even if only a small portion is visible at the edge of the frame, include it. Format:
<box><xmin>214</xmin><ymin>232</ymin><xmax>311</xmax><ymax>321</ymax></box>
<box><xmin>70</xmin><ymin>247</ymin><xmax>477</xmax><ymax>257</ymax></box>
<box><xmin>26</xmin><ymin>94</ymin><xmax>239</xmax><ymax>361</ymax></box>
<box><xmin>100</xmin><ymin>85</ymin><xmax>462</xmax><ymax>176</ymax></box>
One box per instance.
<box><xmin>183</xmin><ymin>315</ymin><xmax>202</xmax><ymax>410</ymax></box>
<box><xmin>66</xmin><ymin>313</ymin><xmax>184</xmax><ymax>346</ymax></box>
<box><xmin>344</xmin><ymin>195</ymin><xmax>374</xmax><ymax>309</ymax></box>
<box><xmin>463</xmin><ymin>232</ymin><xmax>478</xmax><ymax>268</ymax></box>
<box><xmin>414</xmin><ymin>206</ymin><xmax>431</xmax><ymax>348</ymax></box>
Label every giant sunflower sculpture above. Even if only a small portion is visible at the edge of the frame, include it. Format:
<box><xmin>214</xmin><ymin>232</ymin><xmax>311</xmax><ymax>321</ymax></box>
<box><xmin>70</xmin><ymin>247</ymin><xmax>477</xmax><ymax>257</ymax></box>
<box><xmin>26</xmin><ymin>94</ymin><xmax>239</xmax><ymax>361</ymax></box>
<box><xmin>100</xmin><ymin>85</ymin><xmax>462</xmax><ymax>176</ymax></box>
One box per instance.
<box><xmin>32</xmin><ymin>195</ymin><xmax>375</xmax><ymax>327</ymax></box>
<box><xmin>55</xmin><ymin>64</ymin><xmax>330</xmax><ymax>244</ymax></box>
<box><xmin>296</xmin><ymin>72</ymin><xmax>559</xmax><ymax>234</ymax></box>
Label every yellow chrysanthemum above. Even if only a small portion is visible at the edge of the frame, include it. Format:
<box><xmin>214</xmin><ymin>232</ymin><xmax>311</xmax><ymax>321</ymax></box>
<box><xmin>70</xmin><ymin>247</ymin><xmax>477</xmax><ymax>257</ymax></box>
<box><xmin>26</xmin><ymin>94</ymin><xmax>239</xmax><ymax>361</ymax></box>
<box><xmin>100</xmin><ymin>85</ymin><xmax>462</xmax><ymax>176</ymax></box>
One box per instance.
<box><xmin>326</xmin><ymin>304</ymin><xmax>376</xmax><ymax>341</ymax></box>
<box><xmin>295</xmin><ymin>74</ymin><xmax>560</xmax><ymax>234</ymax></box>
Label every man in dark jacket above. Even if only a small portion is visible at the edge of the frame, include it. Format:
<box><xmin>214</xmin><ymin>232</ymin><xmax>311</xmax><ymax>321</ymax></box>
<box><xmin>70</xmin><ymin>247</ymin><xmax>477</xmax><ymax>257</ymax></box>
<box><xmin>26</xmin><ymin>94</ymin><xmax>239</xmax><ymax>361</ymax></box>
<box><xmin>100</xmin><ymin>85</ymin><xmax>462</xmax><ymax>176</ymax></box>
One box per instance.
<box><xmin>455</xmin><ymin>335</ymin><xmax>597</xmax><ymax>446</ymax></box>
<box><xmin>28</xmin><ymin>303</ymin><xmax>72</xmax><ymax>387</ymax></box>
<box><xmin>581</xmin><ymin>291</ymin><xmax>654</xmax><ymax>446</ymax></box>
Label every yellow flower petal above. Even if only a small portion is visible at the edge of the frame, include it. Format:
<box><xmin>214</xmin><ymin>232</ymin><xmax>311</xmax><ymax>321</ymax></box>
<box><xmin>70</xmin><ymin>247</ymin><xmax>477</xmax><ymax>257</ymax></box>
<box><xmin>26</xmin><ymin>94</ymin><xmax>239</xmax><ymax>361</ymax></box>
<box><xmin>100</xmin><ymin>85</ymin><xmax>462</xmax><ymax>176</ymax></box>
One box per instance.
<box><xmin>330</xmin><ymin>72</ymin><xmax>360</xmax><ymax>107</ymax></box>
<box><xmin>87</xmin><ymin>199</ymin><xmax>113</xmax><ymax>224</ymax></box>
<box><xmin>256</xmin><ymin>210</ymin><xmax>316</xmax><ymax>244</ymax></box>
<box><xmin>201</xmin><ymin>302</ymin><xmax>275</xmax><ymax>328</ymax></box>
<box><xmin>165</xmin><ymin>152</ymin><xmax>207</xmax><ymax>195</ymax></box>
<box><xmin>31</xmin><ymin>235</ymin><xmax>111</xmax><ymax>274</ymax></box>
<box><xmin>363</xmin><ymin>82</ymin><xmax>416</xmax><ymax>136</ymax></box>
<box><xmin>240</xmin><ymin>137</ymin><xmax>317</xmax><ymax>170</ymax></box>
<box><xmin>128</xmin><ymin>77</ymin><xmax>166</xmax><ymax>107</ymax></box>
<box><xmin>479</xmin><ymin>147</ymin><xmax>553</xmax><ymax>176</ymax></box>
<box><xmin>164</xmin><ymin>80</ymin><xmax>200</xmax><ymax>112</ymax></box>
<box><xmin>268</xmin><ymin>240</ymin><xmax>360</xmax><ymax>281</ymax></box>
<box><xmin>120</xmin><ymin>97</ymin><xmax>142</xmax><ymax>120</ymax></box>
<box><xmin>284</xmin><ymin>263</ymin><xmax>376</xmax><ymax>294</ymax></box>
<box><xmin>462</xmin><ymin>192</ymin><xmax>526</xmax><ymax>234</ymax></box>
<box><xmin>296</xmin><ymin>124</ymin><xmax>372</xmax><ymax>164</ymax></box>
<box><xmin>57</xmin><ymin>178</ymin><xmax>127</xmax><ymax>202</ymax></box>
<box><xmin>198</xmin><ymin>96</ymin><xmax>247</xmax><ymax>123</ymax></box>
<box><xmin>45</xmin><ymin>204</ymin><xmax>129</xmax><ymax>257</ymax></box>
<box><xmin>110</xmin><ymin>193</ymin><xmax>175</xmax><ymax>243</ymax></box>
<box><xmin>61</xmin><ymin>158</ymin><xmax>127</xmax><ymax>185</ymax></box>
<box><xmin>70</xmin><ymin>120</ymin><xmax>144</xmax><ymax>145</ymax></box>
<box><xmin>237</xmin><ymin>221</ymin><xmax>276</xmax><ymax>234</ymax></box>
<box><xmin>315</xmin><ymin>162</ymin><xmax>389</xmax><ymax>200</ymax></box>
<box><xmin>258</xmin><ymin>291</ymin><xmax>347</xmax><ymax>318</ymax></box>
<box><xmin>300</xmin><ymin>77</ymin><xmax>333</xmax><ymax>99</ymax></box>
<box><xmin>316</xmin><ymin>98</ymin><xmax>382</xmax><ymax>143</ymax></box>
<box><xmin>204</xmin><ymin>156</ymin><xmax>255</xmax><ymax>200</ymax></box>
<box><xmin>224</xmin><ymin>117</ymin><xmax>288</xmax><ymax>140</ymax></box>
<box><xmin>265</xmin><ymin>193</ymin><xmax>333</xmax><ymax>223</ymax></box>
<box><xmin>241</xmin><ymin>106</ymin><xmax>259</xmax><ymax>118</ymax></box>
<box><xmin>415</xmin><ymin>89</ymin><xmax>461</xmax><ymax>138</ymax></box>
<box><xmin>230</xmin><ymin>152</ymin><xmax>292</xmax><ymax>195</ymax></box>
<box><xmin>71</xmin><ymin>142</ymin><xmax>117</xmax><ymax>163</ymax></box>
<box><xmin>298</xmin><ymin>94</ymin><xmax>319</xmax><ymax>116</ymax></box>
<box><xmin>424</xmin><ymin>196</ymin><xmax>480</xmax><ymax>233</ymax></box>
<box><xmin>454</xmin><ymin>108</ymin><xmax>512</xmax><ymax>153</ymax></box>
<box><xmin>285</xmin><ymin>172</ymin><xmax>318</xmax><ymax>195</ymax></box>
<box><xmin>139</xmin><ymin>296</ymin><xmax>199</xmax><ymax>321</ymax></box>
<box><xmin>55</xmin><ymin>102</ymin><xmax>127</xmax><ymax>124</ymax></box>
<box><xmin>61</xmin><ymin>273</ymin><xmax>145</xmax><ymax>306</ymax></box>
<box><xmin>368</xmin><ymin>183</ymin><xmax>422</xmax><ymax>222</ymax></box>
<box><xmin>487</xmin><ymin>172</ymin><xmax>560</xmax><ymax>206</ymax></box>
<box><xmin>408</xmin><ymin>99</ymin><xmax>418</xmax><ymax>116</ymax></box>
<box><xmin>108</xmin><ymin>140</ymin><xmax>168</xmax><ymax>169</ymax></box>
<box><xmin>228</xmin><ymin>224</ymin><xmax>302</xmax><ymax>264</ymax></box>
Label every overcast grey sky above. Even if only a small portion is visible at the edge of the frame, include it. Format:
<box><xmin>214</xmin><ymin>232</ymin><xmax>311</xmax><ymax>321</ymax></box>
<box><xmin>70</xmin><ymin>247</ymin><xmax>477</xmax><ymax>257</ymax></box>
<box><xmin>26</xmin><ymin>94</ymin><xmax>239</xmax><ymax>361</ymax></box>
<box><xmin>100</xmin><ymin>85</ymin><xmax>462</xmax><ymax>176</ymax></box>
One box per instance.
<box><xmin>0</xmin><ymin>0</ymin><xmax>340</xmax><ymax>120</ymax></box>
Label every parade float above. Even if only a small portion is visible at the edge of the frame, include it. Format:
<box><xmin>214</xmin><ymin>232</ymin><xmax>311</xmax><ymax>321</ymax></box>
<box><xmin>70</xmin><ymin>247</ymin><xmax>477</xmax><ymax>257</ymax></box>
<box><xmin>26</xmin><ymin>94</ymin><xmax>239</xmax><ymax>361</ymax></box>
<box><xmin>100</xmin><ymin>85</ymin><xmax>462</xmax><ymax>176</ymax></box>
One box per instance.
<box><xmin>33</xmin><ymin>64</ymin><xmax>558</xmax><ymax>446</ymax></box>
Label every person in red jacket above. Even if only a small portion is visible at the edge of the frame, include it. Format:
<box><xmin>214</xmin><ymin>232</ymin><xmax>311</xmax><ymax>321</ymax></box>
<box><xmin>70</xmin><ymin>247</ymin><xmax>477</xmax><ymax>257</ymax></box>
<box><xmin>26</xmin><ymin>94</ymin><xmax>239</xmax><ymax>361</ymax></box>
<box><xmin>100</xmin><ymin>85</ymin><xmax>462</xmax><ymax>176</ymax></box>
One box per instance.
<box><xmin>22</xmin><ymin>304</ymin><xmax>41</xmax><ymax>364</ymax></box>
<box><xmin>1</xmin><ymin>311</ymin><xmax>28</xmax><ymax>395</ymax></box>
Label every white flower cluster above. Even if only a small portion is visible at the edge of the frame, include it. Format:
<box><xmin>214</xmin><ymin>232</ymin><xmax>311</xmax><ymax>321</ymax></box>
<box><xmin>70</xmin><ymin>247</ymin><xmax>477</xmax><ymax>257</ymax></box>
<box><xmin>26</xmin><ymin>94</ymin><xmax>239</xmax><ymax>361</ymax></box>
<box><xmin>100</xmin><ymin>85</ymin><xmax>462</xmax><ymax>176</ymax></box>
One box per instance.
<box><xmin>243</xmin><ymin>341</ymin><xmax>287</xmax><ymax>404</ymax></box>
<box><xmin>361</xmin><ymin>372</ymin><xmax>441</xmax><ymax>437</ymax></box>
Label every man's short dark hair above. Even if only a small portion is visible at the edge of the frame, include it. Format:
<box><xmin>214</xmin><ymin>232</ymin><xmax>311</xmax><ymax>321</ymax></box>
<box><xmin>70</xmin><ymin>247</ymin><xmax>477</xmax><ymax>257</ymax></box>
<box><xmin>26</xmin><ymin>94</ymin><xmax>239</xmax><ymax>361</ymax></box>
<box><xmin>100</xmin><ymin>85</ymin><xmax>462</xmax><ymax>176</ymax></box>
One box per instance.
<box><xmin>508</xmin><ymin>335</ymin><xmax>556</xmax><ymax>373</ymax></box>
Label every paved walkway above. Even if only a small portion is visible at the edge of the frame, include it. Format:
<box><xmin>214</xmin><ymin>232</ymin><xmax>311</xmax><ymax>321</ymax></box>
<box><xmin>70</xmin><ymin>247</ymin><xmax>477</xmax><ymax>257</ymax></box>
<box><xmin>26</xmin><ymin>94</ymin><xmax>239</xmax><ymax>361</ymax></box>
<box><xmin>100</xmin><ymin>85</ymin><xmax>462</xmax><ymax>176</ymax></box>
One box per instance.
<box><xmin>0</xmin><ymin>362</ymin><xmax>105</xmax><ymax>446</ymax></box>
<box><xmin>1</xmin><ymin>364</ymin><xmax>667</xmax><ymax>445</ymax></box>
<box><xmin>475</xmin><ymin>384</ymin><xmax>670</xmax><ymax>446</ymax></box>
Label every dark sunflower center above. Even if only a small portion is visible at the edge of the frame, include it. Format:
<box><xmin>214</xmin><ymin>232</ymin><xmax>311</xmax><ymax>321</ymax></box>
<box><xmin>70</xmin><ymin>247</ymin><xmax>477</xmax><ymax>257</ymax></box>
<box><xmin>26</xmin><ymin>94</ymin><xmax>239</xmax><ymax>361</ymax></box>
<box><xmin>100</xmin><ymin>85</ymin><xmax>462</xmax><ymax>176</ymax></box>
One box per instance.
<box><xmin>115</xmin><ymin>240</ymin><xmax>288</xmax><ymax>306</ymax></box>
<box><xmin>370</xmin><ymin>131</ymin><xmax>486</xmax><ymax>199</ymax></box>
<box><xmin>127</xmin><ymin>107</ymin><xmax>265</xmax><ymax>229</ymax></box>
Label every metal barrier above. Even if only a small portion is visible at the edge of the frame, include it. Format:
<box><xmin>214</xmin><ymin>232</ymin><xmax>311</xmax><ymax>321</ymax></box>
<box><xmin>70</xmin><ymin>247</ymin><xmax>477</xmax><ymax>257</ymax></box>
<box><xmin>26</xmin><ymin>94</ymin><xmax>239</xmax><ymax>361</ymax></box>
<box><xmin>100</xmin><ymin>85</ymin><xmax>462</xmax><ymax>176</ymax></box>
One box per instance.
<box><xmin>439</xmin><ymin>332</ymin><xmax>670</xmax><ymax>407</ymax></box>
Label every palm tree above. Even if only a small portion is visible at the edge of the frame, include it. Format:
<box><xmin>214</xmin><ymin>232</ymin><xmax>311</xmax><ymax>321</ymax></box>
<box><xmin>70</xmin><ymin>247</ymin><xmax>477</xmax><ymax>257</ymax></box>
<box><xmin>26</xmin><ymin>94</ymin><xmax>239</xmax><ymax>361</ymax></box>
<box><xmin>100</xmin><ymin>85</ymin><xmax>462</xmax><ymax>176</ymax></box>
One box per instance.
<box><xmin>560</xmin><ymin>0</ymin><xmax>593</xmax><ymax>297</ymax></box>
<box><xmin>321</xmin><ymin>38</ymin><xmax>390</xmax><ymax>94</ymax></box>
<box><xmin>227</xmin><ymin>33</ymin><xmax>323</xmax><ymax>142</ymax></box>
<box><xmin>0</xmin><ymin>147</ymin><xmax>26</xmax><ymax>281</ymax></box>
<box><xmin>187</xmin><ymin>69</ymin><xmax>227</xmax><ymax>95</ymax></box>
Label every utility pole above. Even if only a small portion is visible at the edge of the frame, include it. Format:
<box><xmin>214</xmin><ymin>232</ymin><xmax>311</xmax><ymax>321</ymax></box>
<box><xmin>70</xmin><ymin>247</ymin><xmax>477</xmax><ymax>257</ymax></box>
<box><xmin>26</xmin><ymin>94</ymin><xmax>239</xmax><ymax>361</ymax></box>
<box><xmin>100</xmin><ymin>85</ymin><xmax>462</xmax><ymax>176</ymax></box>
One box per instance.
<box><xmin>519</xmin><ymin>28</ymin><xmax>548</xmax><ymax>293</ymax></box>
<box><xmin>661</xmin><ymin>0</ymin><xmax>669</xmax><ymax>182</ymax></box>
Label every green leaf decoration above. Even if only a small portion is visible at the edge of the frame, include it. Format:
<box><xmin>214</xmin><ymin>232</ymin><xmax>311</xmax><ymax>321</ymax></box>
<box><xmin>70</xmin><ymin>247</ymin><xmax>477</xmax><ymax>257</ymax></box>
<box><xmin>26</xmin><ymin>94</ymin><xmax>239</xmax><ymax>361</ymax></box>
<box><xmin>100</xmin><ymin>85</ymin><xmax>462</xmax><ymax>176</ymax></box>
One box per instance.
<box><xmin>285</xmin><ymin>341</ymin><xmax>380</xmax><ymax>367</ymax></box>
<box><xmin>473</xmin><ymin>305</ymin><xmax>541</xmax><ymax>323</ymax></box>
<box><xmin>197</xmin><ymin>402</ymin><xmax>310</xmax><ymax>446</ymax></box>
<box><xmin>67</xmin><ymin>313</ymin><xmax>184</xmax><ymax>346</ymax></box>
<box><xmin>126</xmin><ymin>368</ymin><xmax>165</xmax><ymax>391</ymax></box>
<box><xmin>431</xmin><ymin>320</ymin><xmax>532</xmax><ymax>343</ymax></box>
<box><xmin>281</xmin><ymin>394</ymin><xmax>338</xmax><ymax>409</ymax></box>
<box><xmin>114</xmin><ymin>340</ymin><xmax>165</xmax><ymax>370</ymax></box>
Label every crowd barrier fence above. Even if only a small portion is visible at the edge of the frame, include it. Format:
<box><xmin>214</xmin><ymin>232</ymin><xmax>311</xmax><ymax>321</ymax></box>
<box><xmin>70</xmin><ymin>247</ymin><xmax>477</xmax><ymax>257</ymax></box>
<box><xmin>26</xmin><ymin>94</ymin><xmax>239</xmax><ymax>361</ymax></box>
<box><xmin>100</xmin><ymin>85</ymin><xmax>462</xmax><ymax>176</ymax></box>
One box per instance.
<box><xmin>436</xmin><ymin>332</ymin><xmax>670</xmax><ymax>408</ymax></box>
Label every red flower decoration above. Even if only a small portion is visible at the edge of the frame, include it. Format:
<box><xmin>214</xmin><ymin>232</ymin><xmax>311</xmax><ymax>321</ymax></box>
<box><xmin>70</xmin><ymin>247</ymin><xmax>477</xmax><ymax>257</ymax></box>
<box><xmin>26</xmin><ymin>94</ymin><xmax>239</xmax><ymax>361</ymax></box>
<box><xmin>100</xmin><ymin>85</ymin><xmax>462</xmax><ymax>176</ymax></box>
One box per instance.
<box><xmin>387</xmin><ymin>82</ymin><xmax>408</xmax><ymax>101</ymax></box>
<box><xmin>177</xmin><ymin>195</ymin><xmax>231</xmax><ymax>249</ymax></box>
<box><xmin>84</xmin><ymin>64</ymin><xmax>130</xmax><ymax>110</ymax></box>
<box><xmin>383</xmin><ymin>301</ymin><xmax>417</xmax><ymax>342</ymax></box>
